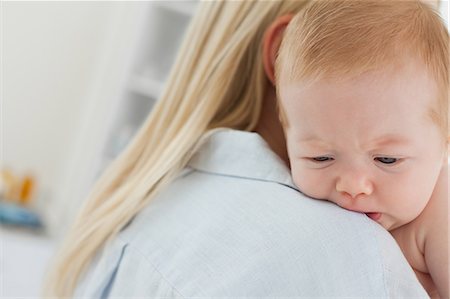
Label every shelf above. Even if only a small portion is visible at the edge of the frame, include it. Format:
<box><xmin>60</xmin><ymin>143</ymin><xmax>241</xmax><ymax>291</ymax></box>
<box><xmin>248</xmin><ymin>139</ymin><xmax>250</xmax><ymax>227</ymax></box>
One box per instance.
<box><xmin>127</xmin><ymin>75</ymin><xmax>164</xmax><ymax>99</ymax></box>
<box><xmin>153</xmin><ymin>1</ymin><xmax>198</xmax><ymax>16</ymax></box>
<box><xmin>100</xmin><ymin>90</ymin><xmax>158</xmax><ymax>164</ymax></box>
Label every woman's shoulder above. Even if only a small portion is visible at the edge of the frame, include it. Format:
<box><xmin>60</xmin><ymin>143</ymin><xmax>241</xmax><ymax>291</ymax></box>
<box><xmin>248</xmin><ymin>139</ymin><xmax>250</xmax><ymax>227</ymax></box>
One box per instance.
<box><xmin>119</xmin><ymin>165</ymin><xmax>315</xmax><ymax>244</ymax></box>
<box><xmin>121</xmin><ymin>165</ymin><xmax>342</xmax><ymax>245</ymax></box>
<box><xmin>107</xmin><ymin>167</ymin><xmax>427</xmax><ymax>297</ymax></box>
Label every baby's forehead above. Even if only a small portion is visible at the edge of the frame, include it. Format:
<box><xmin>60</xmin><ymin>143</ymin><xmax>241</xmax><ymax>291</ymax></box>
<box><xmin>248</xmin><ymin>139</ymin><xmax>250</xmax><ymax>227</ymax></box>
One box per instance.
<box><xmin>280</xmin><ymin>57</ymin><xmax>439</xmax><ymax>106</ymax></box>
<box><xmin>279</xmin><ymin>62</ymin><xmax>439</xmax><ymax>133</ymax></box>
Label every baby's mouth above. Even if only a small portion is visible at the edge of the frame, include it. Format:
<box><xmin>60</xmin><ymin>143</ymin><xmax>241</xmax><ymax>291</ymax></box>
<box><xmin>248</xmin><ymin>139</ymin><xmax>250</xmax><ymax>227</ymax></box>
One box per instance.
<box><xmin>365</xmin><ymin>212</ymin><xmax>381</xmax><ymax>221</ymax></box>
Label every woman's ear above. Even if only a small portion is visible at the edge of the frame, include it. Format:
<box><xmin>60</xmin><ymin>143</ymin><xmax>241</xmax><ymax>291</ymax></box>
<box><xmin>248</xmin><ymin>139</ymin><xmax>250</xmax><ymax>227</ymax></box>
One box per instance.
<box><xmin>263</xmin><ymin>14</ymin><xmax>294</xmax><ymax>85</ymax></box>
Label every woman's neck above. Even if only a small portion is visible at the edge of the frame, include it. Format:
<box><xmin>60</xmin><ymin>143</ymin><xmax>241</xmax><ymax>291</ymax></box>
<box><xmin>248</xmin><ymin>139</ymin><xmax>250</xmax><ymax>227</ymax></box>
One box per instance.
<box><xmin>254</xmin><ymin>84</ymin><xmax>290</xmax><ymax>167</ymax></box>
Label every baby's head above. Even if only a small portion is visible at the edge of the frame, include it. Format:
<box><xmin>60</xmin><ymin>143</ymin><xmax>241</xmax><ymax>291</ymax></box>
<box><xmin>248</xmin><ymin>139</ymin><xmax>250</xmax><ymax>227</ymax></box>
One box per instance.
<box><xmin>275</xmin><ymin>0</ymin><xmax>448</xmax><ymax>230</ymax></box>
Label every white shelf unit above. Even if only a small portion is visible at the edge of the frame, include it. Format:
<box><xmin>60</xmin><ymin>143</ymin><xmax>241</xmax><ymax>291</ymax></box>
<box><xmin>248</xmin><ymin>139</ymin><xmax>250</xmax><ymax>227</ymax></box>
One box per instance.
<box><xmin>101</xmin><ymin>1</ymin><xmax>197</xmax><ymax>165</ymax></box>
<box><xmin>52</xmin><ymin>1</ymin><xmax>198</xmax><ymax>237</ymax></box>
<box><xmin>127</xmin><ymin>74</ymin><xmax>163</xmax><ymax>99</ymax></box>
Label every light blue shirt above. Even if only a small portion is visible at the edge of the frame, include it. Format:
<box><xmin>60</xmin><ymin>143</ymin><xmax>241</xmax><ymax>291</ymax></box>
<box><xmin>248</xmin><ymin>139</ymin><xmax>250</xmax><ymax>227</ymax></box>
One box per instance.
<box><xmin>75</xmin><ymin>129</ymin><xmax>427</xmax><ymax>298</ymax></box>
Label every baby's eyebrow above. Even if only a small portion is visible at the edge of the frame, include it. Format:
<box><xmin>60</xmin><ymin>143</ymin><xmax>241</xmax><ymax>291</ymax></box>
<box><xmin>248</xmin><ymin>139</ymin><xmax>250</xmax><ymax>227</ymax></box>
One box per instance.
<box><xmin>297</xmin><ymin>137</ymin><xmax>330</xmax><ymax>149</ymax></box>
<box><xmin>297</xmin><ymin>134</ymin><xmax>412</xmax><ymax>149</ymax></box>
<box><xmin>370</xmin><ymin>135</ymin><xmax>413</xmax><ymax>147</ymax></box>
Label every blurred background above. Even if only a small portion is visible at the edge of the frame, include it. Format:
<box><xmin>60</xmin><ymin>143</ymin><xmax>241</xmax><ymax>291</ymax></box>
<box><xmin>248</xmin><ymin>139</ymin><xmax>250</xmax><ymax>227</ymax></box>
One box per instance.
<box><xmin>0</xmin><ymin>1</ymin><xmax>448</xmax><ymax>297</ymax></box>
<box><xmin>1</xmin><ymin>1</ymin><xmax>197</xmax><ymax>297</ymax></box>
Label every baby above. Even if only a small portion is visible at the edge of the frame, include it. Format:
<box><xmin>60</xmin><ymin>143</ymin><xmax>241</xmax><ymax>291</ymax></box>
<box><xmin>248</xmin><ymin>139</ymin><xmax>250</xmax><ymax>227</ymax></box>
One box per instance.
<box><xmin>275</xmin><ymin>1</ymin><xmax>449</xmax><ymax>298</ymax></box>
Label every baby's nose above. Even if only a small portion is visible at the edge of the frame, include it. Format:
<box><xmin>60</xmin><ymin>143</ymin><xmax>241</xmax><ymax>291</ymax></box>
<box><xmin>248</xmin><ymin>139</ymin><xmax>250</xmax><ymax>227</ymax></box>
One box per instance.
<box><xmin>336</xmin><ymin>173</ymin><xmax>373</xmax><ymax>200</ymax></box>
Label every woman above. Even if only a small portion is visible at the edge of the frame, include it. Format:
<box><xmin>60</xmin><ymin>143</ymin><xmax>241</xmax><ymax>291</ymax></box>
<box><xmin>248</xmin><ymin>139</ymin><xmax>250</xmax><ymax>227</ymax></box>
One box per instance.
<box><xmin>43</xmin><ymin>1</ymin><xmax>428</xmax><ymax>297</ymax></box>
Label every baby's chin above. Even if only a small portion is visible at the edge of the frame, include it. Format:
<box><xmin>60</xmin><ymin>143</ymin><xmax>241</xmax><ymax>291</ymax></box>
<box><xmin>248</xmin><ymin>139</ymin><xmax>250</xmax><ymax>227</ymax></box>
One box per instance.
<box><xmin>380</xmin><ymin>216</ymin><xmax>409</xmax><ymax>231</ymax></box>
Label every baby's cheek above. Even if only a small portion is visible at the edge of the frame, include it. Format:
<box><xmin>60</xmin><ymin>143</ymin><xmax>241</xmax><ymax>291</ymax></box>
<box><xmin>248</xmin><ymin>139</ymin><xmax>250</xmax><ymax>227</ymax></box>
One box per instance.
<box><xmin>291</xmin><ymin>166</ymin><xmax>329</xmax><ymax>199</ymax></box>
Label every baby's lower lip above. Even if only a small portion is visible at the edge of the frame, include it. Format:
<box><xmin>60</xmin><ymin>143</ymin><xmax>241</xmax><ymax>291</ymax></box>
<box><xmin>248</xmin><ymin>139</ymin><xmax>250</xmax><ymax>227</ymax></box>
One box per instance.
<box><xmin>365</xmin><ymin>212</ymin><xmax>381</xmax><ymax>221</ymax></box>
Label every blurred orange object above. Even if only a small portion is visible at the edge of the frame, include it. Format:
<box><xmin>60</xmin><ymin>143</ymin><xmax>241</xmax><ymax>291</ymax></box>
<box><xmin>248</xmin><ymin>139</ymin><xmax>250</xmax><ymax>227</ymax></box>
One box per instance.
<box><xmin>1</xmin><ymin>169</ymin><xmax>36</xmax><ymax>205</ymax></box>
<box><xmin>19</xmin><ymin>175</ymin><xmax>35</xmax><ymax>205</ymax></box>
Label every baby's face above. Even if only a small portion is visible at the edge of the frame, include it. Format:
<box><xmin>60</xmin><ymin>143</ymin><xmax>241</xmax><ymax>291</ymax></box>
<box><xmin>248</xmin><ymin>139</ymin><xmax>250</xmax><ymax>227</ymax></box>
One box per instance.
<box><xmin>279</xmin><ymin>62</ymin><xmax>445</xmax><ymax>231</ymax></box>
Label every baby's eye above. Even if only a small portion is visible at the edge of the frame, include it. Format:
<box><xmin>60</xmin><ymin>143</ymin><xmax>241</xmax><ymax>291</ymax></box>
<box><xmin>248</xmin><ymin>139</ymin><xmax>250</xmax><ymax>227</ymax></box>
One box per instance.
<box><xmin>375</xmin><ymin>157</ymin><xmax>398</xmax><ymax>164</ymax></box>
<box><xmin>311</xmin><ymin>156</ymin><xmax>333</xmax><ymax>162</ymax></box>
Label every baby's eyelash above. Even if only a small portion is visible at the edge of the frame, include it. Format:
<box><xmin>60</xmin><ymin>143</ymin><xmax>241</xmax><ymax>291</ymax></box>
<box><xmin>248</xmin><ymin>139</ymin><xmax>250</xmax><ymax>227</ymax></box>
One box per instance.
<box><xmin>304</xmin><ymin>156</ymin><xmax>403</xmax><ymax>166</ymax></box>
<box><xmin>374</xmin><ymin>157</ymin><xmax>399</xmax><ymax>164</ymax></box>
<box><xmin>311</xmin><ymin>156</ymin><xmax>334</xmax><ymax>162</ymax></box>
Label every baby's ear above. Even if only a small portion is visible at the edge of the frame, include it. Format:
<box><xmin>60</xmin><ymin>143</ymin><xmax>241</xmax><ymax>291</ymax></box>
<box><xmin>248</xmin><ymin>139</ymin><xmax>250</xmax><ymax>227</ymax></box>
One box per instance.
<box><xmin>262</xmin><ymin>14</ymin><xmax>294</xmax><ymax>85</ymax></box>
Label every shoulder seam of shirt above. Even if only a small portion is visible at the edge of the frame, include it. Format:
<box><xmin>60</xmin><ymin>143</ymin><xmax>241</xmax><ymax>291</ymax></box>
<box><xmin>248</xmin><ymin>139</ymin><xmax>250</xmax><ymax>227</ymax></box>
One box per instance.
<box><xmin>189</xmin><ymin>168</ymin><xmax>299</xmax><ymax>192</ymax></box>
<box><xmin>116</xmin><ymin>236</ymin><xmax>186</xmax><ymax>298</ymax></box>
<box><xmin>177</xmin><ymin>167</ymin><xmax>195</xmax><ymax>179</ymax></box>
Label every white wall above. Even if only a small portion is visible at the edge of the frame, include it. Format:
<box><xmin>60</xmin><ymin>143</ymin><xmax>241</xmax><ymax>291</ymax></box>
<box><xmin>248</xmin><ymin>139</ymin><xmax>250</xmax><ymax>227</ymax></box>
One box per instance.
<box><xmin>2</xmin><ymin>2</ymin><xmax>116</xmax><ymax>222</ymax></box>
<box><xmin>440</xmin><ymin>0</ymin><xmax>449</xmax><ymax>26</ymax></box>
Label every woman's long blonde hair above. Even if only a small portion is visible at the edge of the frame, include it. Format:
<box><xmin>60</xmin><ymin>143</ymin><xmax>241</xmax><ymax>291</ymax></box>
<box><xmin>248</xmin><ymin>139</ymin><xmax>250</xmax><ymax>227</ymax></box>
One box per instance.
<box><xmin>43</xmin><ymin>0</ymin><xmax>310</xmax><ymax>297</ymax></box>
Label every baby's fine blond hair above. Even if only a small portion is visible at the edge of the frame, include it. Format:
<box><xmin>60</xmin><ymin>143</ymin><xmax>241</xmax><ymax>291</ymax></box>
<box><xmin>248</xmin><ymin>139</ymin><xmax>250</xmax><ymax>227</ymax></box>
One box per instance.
<box><xmin>276</xmin><ymin>0</ymin><xmax>449</xmax><ymax>141</ymax></box>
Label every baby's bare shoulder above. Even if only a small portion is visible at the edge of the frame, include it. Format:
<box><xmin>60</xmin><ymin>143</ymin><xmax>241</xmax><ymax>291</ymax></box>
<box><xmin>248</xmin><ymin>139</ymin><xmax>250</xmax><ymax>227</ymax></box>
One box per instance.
<box><xmin>391</xmin><ymin>218</ymin><xmax>426</xmax><ymax>272</ymax></box>
<box><xmin>393</xmin><ymin>164</ymin><xmax>449</xmax><ymax>298</ymax></box>
<box><xmin>417</xmin><ymin>164</ymin><xmax>448</xmax><ymax>256</ymax></box>
<box><xmin>421</xmin><ymin>165</ymin><xmax>449</xmax><ymax>299</ymax></box>
<box><xmin>390</xmin><ymin>212</ymin><xmax>440</xmax><ymax>297</ymax></box>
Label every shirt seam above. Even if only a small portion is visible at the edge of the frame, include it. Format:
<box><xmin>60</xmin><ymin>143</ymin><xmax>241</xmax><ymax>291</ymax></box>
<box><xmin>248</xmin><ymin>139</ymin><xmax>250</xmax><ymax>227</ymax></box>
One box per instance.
<box><xmin>189</xmin><ymin>167</ymin><xmax>299</xmax><ymax>193</ymax></box>
<box><xmin>116</xmin><ymin>236</ymin><xmax>186</xmax><ymax>298</ymax></box>
<box><xmin>99</xmin><ymin>243</ymin><xmax>128</xmax><ymax>299</ymax></box>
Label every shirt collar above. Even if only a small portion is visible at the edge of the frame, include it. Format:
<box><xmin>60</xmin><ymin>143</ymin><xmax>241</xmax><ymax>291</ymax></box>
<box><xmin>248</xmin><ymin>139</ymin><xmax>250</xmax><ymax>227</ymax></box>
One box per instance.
<box><xmin>188</xmin><ymin>128</ymin><xmax>297</xmax><ymax>190</ymax></box>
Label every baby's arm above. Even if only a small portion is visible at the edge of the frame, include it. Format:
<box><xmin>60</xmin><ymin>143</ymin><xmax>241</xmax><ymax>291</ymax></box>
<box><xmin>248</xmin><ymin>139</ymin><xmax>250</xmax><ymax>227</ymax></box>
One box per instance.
<box><xmin>420</xmin><ymin>164</ymin><xmax>449</xmax><ymax>299</ymax></box>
